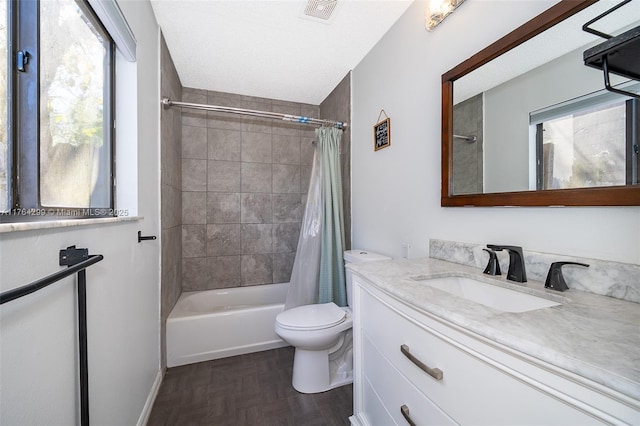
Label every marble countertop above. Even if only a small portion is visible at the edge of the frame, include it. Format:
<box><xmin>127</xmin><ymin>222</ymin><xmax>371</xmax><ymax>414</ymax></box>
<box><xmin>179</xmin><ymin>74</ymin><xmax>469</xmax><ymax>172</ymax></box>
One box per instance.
<box><xmin>348</xmin><ymin>257</ymin><xmax>640</xmax><ymax>401</ymax></box>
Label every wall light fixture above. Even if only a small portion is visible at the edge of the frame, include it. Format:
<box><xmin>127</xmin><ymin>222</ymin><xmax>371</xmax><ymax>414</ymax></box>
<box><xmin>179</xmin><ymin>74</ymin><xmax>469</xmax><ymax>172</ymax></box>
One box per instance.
<box><xmin>426</xmin><ymin>0</ymin><xmax>466</xmax><ymax>31</ymax></box>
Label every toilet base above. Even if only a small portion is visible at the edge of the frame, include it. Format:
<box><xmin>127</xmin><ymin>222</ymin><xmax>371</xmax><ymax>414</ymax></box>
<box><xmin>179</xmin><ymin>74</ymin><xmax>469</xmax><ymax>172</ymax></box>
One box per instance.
<box><xmin>291</xmin><ymin>331</ymin><xmax>353</xmax><ymax>394</ymax></box>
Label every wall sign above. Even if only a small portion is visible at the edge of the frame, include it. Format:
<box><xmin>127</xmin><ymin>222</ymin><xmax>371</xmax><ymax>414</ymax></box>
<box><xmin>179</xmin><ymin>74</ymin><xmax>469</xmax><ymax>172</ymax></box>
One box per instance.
<box><xmin>374</xmin><ymin>110</ymin><xmax>391</xmax><ymax>151</ymax></box>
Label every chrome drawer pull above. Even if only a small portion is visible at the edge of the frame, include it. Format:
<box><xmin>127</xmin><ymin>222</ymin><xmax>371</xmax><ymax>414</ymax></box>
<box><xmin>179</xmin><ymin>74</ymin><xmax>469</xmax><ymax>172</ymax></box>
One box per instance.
<box><xmin>400</xmin><ymin>404</ymin><xmax>417</xmax><ymax>426</ymax></box>
<box><xmin>400</xmin><ymin>344</ymin><xmax>443</xmax><ymax>381</ymax></box>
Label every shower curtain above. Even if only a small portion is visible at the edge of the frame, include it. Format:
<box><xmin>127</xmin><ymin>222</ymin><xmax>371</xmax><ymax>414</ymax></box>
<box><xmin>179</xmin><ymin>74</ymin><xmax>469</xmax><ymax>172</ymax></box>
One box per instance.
<box><xmin>284</xmin><ymin>127</ymin><xmax>346</xmax><ymax>309</ymax></box>
<box><xmin>317</xmin><ymin>127</ymin><xmax>346</xmax><ymax>306</ymax></box>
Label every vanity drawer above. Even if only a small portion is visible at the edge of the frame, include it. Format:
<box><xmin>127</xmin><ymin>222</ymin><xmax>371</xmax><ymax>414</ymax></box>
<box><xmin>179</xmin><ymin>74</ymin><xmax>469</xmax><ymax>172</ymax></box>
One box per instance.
<box><xmin>361</xmin><ymin>375</ymin><xmax>395</xmax><ymax>426</ymax></box>
<box><xmin>362</xmin><ymin>332</ymin><xmax>457</xmax><ymax>426</ymax></box>
<box><xmin>359</xmin><ymin>287</ymin><xmax>603</xmax><ymax>425</ymax></box>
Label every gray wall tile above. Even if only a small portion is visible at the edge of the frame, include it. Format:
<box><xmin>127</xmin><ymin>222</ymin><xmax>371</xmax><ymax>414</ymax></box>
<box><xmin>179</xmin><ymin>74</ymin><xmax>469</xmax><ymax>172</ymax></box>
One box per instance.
<box><xmin>452</xmin><ymin>94</ymin><xmax>484</xmax><ymax>195</ymax></box>
<box><xmin>242</xmin><ymin>132</ymin><xmax>272</xmax><ymax>163</ymax></box>
<box><xmin>241</xmin><ymin>193</ymin><xmax>272</xmax><ymax>223</ymax></box>
<box><xmin>207</xmin><ymin>192</ymin><xmax>240</xmax><ymax>223</ymax></box>
<box><xmin>273</xmin><ymin>252</ymin><xmax>295</xmax><ymax>283</ymax></box>
<box><xmin>273</xmin><ymin>194</ymin><xmax>302</xmax><ymax>223</ymax></box>
<box><xmin>160</xmin><ymin>34</ymin><xmax>182</xmax><ymax>370</ymax></box>
<box><xmin>161</xmin><ymin>184</ymin><xmax>181</xmax><ymax>229</ymax></box>
<box><xmin>209</xmin><ymin>256</ymin><xmax>242</xmax><ymax>288</ymax></box>
<box><xmin>208</xmin><ymin>129</ymin><xmax>241</xmax><ymax>161</ymax></box>
<box><xmin>182</xmin><ymin>125</ymin><xmax>208</xmax><ymax>159</ymax></box>
<box><xmin>182</xmin><ymin>159</ymin><xmax>207</xmax><ymax>191</ymax></box>
<box><xmin>242</xmin><ymin>224</ymin><xmax>273</xmax><ymax>254</ymax></box>
<box><xmin>272</xmin><ymin>121</ymin><xmax>300</xmax><ymax>137</ymax></box>
<box><xmin>182</xmin><ymin>89</ymin><xmax>208</xmax><ymax>127</ymax></box>
<box><xmin>208</xmin><ymin>113</ymin><xmax>243</xmax><ymax>131</ymax></box>
<box><xmin>182</xmin><ymin>192</ymin><xmax>207</xmax><ymax>224</ymax></box>
<box><xmin>272</xmin><ymin>135</ymin><xmax>301</xmax><ymax>165</ymax></box>
<box><xmin>273</xmin><ymin>223</ymin><xmax>300</xmax><ymax>253</ymax></box>
<box><xmin>241</xmin><ymin>99</ymin><xmax>272</xmax><ymax>133</ymax></box>
<box><xmin>208</xmin><ymin>91</ymin><xmax>244</xmax><ymax>108</ymax></box>
<box><xmin>176</xmin><ymin>89</ymin><xmax>329</xmax><ymax>291</ymax></box>
<box><xmin>207</xmin><ymin>91</ymin><xmax>243</xmax><ymax>129</ymax></box>
<box><xmin>300</xmin><ymin>134</ymin><xmax>316</xmax><ymax>165</ymax></box>
<box><xmin>242</xmin><ymin>254</ymin><xmax>273</xmax><ymax>285</ymax></box>
<box><xmin>272</xmin><ymin>100</ymin><xmax>300</xmax><ymax>113</ymax></box>
<box><xmin>183</xmin><ymin>87</ymin><xmax>207</xmax><ymax>98</ymax></box>
<box><xmin>182</xmin><ymin>257</ymin><xmax>210</xmax><ymax>291</ymax></box>
<box><xmin>273</xmin><ymin>164</ymin><xmax>300</xmax><ymax>194</ymax></box>
<box><xmin>208</xmin><ymin>160</ymin><xmax>241</xmax><ymax>192</ymax></box>
<box><xmin>161</xmin><ymin>226</ymin><xmax>182</xmax><ymax>317</ymax></box>
<box><xmin>241</xmin><ymin>163</ymin><xmax>272</xmax><ymax>193</ymax></box>
<box><xmin>161</xmin><ymin>119</ymin><xmax>181</xmax><ymax>189</ymax></box>
<box><xmin>300</xmin><ymin>165</ymin><xmax>312</xmax><ymax>194</ymax></box>
<box><xmin>272</xmin><ymin>102</ymin><xmax>300</xmax><ymax>135</ymax></box>
<box><xmin>301</xmin><ymin>104</ymin><xmax>319</xmax><ymax>119</ymax></box>
<box><xmin>182</xmin><ymin>225</ymin><xmax>206</xmax><ymax>258</ymax></box>
<box><xmin>207</xmin><ymin>224</ymin><xmax>241</xmax><ymax>256</ymax></box>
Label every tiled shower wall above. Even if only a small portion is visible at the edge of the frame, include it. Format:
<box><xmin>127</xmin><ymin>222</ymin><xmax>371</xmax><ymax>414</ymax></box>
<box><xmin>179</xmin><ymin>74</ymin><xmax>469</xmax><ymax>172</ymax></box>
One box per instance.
<box><xmin>452</xmin><ymin>93</ymin><xmax>483</xmax><ymax>195</ymax></box>
<box><xmin>160</xmin><ymin>34</ymin><xmax>182</xmax><ymax>368</ymax></box>
<box><xmin>180</xmin><ymin>88</ymin><xmax>319</xmax><ymax>291</ymax></box>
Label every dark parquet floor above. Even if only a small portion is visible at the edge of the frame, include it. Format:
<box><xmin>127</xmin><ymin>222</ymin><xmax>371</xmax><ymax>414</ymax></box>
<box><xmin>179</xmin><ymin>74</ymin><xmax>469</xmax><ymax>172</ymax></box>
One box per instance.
<box><xmin>148</xmin><ymin>347</ymin><xmax>353</xmax><ymax>426</ymax></box>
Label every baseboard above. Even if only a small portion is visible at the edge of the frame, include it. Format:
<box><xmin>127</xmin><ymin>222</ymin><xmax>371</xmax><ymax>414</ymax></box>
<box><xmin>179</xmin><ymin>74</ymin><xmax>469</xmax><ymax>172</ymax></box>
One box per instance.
<box><xmin>137</xmin><ymin>369</ymin><xmax>164</xmax><ymax>426</ymax></box>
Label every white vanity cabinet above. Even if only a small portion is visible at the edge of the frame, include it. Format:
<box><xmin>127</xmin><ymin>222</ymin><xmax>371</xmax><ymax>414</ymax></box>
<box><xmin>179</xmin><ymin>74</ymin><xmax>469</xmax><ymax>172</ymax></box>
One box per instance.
<box><xmin>350</xmin><ymin>275</ymin><xmax>639</xmax><ymax>426</ymax></box>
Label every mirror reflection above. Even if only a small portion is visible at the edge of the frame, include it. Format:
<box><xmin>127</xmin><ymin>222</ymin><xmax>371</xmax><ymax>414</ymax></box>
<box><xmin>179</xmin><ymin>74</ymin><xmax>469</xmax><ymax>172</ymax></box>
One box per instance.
<box><xmin>451</xmin><ymin>0</ymin><xmax>640</xmax><ymax>196</ymax></box>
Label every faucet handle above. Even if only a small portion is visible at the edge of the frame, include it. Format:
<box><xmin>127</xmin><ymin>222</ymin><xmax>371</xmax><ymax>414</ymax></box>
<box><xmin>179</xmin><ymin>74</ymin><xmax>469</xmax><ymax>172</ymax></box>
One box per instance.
<box><xmin>486</xmin><ymin>244</ymin><xmax>527</xmax><ymax>283</ymax></box>
<box><xmin>544</xmin><ymin>262</ymin><xmax>590</xmax><ymax>292</ymax></box>
<box><xmin>482</xmin><ymin>248</ymin><xmax>501</xmax><ymax>276</ymax></box>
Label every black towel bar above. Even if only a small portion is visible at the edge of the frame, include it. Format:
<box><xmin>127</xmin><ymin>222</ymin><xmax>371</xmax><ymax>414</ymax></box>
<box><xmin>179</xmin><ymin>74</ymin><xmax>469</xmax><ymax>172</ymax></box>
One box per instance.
<box><xmin>0</xmin><ymin>246</ymin><xmax>104</xmax><ymax>426</ymax></box>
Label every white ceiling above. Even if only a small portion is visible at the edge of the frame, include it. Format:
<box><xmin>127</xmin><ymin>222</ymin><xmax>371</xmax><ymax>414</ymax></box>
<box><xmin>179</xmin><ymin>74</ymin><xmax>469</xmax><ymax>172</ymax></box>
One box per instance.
<box><xmin>150</xmin><ymin>0</ymin><xmax>413</xmax><ymax>105</ymax></box>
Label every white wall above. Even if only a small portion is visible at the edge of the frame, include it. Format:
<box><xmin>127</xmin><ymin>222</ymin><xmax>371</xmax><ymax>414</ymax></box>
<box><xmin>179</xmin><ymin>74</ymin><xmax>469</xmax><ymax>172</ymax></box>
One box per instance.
<box><xmin>351</xmin><ymin>0</ymin><xmax>640</xmax><ymax>265</ymax></box>
<box><xmin>0</xmin><ymin>1</ymin><xmax>162</xmax><ymax>424</ymax></box>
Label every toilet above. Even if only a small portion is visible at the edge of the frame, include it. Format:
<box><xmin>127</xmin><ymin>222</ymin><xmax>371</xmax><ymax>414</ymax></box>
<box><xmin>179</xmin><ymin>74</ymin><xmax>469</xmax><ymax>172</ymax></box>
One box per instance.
<box><xmin>275</xmin><ymin>249</ymin><xmax>391</xmax><ymax>393</ymax></box>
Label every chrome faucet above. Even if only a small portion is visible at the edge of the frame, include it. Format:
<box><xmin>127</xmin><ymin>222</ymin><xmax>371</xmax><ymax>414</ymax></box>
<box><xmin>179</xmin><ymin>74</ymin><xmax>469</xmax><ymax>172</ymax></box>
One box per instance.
<box><xmin>486</xmin><ymin>245</ymin><xmax>527</xmax><ymax>283</ymax></box>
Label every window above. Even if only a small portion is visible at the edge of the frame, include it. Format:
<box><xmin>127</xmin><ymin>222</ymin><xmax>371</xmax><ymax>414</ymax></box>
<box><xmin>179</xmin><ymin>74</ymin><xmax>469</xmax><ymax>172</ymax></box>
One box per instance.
<box><xmin>532</xmin><ymin>91</ymin><xmax>639</xmax><ymax>190</ymax></box>
<box><xmin>2</xmin><ymin>0</ymin><xmax>114</xmax><ymax>220</ymax></box>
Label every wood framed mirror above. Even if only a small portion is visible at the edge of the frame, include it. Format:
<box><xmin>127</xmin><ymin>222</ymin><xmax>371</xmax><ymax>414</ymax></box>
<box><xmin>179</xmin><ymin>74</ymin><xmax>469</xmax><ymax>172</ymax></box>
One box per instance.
<box><xmin>441</xmin><ymin>0</ymin><xmax>640</xmax><ymax>206</ymax></box>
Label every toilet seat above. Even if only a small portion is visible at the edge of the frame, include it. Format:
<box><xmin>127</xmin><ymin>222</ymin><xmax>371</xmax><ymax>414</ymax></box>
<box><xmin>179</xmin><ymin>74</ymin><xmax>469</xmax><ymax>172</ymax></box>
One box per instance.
<box><xmin>277</xmin><ymin>302</ymin><xmax>347</xmax><ymax>331</ymax></box>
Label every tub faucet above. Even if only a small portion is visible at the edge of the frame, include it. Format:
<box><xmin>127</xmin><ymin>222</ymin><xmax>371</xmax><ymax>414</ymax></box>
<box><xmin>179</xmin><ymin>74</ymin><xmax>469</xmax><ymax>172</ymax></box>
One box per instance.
<box><xmin>486</xmin><ymin>245</ymin><xmax>527</xmax><ymax>283</ymax></box>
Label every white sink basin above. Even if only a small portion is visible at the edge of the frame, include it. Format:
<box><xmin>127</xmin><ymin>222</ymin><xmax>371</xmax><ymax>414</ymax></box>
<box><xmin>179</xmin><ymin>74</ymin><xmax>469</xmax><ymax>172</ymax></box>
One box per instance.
<box><xmin>414</xmin><ymin>276</ymin><xmax>561</xmax><ymax>313</ymax></box>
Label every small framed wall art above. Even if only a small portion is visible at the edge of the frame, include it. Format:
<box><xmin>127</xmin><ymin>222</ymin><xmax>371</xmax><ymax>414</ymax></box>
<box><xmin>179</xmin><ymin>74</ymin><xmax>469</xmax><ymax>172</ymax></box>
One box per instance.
<box><xmin>374</xmin><ymin>110</ymin><xmax>391</xmax><ymax>151</ymax></box>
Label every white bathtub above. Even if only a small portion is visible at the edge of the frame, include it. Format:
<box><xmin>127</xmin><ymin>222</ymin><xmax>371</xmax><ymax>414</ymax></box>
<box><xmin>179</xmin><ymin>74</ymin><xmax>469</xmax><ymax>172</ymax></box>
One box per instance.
<box><xmin>167</xmin><ymin>282</ymin><xmax>289</xmax><ymax>367</ymax></box>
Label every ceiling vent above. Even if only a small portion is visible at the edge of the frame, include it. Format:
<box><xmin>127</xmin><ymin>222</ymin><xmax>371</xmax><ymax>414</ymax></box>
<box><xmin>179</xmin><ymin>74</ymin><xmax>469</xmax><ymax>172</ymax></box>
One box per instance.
<box><xmin>302</xmin><ymin>0</ymin><xmax>339</xmax><ymax>24</ymax></box>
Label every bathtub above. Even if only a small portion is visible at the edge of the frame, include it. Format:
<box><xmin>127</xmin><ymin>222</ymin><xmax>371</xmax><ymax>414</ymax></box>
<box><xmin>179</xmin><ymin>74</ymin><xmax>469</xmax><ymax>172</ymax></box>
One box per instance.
<box><xmin>167</xmin><ymin>282</ymin><xmax>289</xmax><ymax>367</ymax></box>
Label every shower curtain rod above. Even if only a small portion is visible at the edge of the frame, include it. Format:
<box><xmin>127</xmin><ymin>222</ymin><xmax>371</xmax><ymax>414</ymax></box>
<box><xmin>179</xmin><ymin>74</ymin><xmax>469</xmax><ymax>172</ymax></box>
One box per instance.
<box><xmin>161</xmin><ymin>97</ymin><xmax>347</xmax><ymax>129</ymax></box>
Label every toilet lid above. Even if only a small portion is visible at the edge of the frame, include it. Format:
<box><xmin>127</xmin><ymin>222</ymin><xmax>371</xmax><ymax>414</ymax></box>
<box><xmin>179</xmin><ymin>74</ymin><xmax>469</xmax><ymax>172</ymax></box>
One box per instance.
<box><xmin>277</xmin><ymin>302</ymin><xmax>347</xmax><ymax>331</ymax></box>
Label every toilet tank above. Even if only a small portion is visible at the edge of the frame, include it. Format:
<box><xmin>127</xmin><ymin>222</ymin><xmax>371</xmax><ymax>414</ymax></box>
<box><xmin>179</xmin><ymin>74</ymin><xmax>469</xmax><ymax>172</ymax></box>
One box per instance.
<box><xmin>343</xmin><ymin>250</ymin><xmax>391</xmax><ymax>307</ymax></box>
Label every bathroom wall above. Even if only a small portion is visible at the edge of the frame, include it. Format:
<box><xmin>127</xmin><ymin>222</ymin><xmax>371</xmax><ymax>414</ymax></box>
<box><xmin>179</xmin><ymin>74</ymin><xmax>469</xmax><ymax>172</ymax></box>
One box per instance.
<box><xmin>320</xmin><ymin>72</ymin><xmax>352</xmax><ymax>250</ymax></box>
<box><xmin>0</xmin><ymin>1</ymin><xmax>162</xmax><ymax>424</ymax></box>
<box><xmin>160</xmin><ymin>33</ymin><xmax>182</xmax><ymax>369</ymax></box>
<box><xmin>180</xmin><ymin>88</ymin><xmax>319</xmax><ymax>290</ymax></box>
<box><xmin>351</xmin><ymin>0</ymin><xmax>640</xmax><ymax>265</ymax></box>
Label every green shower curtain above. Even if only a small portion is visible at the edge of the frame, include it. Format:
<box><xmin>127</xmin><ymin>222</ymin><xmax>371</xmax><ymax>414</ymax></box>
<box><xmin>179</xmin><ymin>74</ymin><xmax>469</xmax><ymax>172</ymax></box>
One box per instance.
<box><xmin>317</xmin><ymin>127</ymin><xmax>347</xmax><ymax>306</ymax></box>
